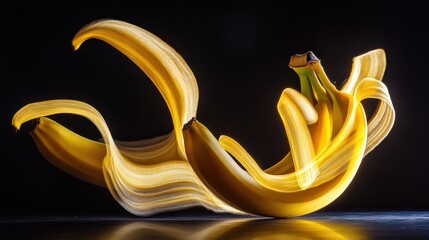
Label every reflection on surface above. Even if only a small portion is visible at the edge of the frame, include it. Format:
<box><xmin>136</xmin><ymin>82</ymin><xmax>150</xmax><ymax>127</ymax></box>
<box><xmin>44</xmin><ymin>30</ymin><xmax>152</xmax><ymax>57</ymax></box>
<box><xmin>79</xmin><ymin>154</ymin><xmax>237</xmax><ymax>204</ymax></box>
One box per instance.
<box><xmin>104</xmin><ymin>218</ymin><xmax>366</xmax><ymax>240</ymax></box>
<box><xmin>3</xmin><ymin>211</ymin><xmax>429</xmax><ymax>239</ymax></box>
<box><xmin>1</xmin><ymin>217</ymin><xmax>366</xmax><ymax>240</ymax></box>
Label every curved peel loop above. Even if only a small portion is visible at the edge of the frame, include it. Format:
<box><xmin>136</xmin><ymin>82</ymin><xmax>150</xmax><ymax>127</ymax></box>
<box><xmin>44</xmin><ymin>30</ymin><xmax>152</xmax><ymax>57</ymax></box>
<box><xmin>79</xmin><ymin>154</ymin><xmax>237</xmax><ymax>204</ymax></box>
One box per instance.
<box><xmin>72</xmin><ymin>19</ymin><xmax>199</xmax><ymax>159</ymax></box>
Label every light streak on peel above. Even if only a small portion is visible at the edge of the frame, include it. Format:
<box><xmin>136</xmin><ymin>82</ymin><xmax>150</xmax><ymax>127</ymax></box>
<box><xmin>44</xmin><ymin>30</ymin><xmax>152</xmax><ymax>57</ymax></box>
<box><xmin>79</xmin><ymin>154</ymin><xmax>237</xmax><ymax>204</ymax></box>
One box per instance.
<box><xmin>11</xmin><ymin>19</ymin><xmax>395</xmax><ymax>217</ymax></box>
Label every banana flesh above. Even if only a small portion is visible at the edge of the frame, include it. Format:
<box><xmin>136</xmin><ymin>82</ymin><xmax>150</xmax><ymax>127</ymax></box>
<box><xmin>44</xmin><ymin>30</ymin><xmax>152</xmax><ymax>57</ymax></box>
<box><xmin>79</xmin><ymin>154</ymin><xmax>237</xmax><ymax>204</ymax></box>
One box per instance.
<box><xmin>29</xmin><ymin>117</ymin><xmax>106</xmax><ymax>187</ymax></box>
<box><xmin>12</xmin><ymin>19</ymin><xmax>395</xmax><ymax>217</ymax></box>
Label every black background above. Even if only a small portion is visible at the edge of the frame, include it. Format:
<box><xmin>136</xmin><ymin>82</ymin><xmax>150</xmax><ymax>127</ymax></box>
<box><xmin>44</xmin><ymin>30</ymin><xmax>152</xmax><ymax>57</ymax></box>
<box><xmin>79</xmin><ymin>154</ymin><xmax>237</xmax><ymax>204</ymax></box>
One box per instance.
<box><xmin>1</xmin><ymin>1</ymin><xmax>428</xmax><ymax>216</ymax></box>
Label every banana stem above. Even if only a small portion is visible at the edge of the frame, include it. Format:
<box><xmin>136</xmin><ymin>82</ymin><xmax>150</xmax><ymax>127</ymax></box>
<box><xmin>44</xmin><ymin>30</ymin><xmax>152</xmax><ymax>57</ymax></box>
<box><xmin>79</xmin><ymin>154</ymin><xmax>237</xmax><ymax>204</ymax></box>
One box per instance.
<box><xmin>289</xmin><ymin>52</ymin><xmax>327</xmax><ymax>103</ymax></box>
<box><xmin>295</xmin><ymin>70</ymin><xmax>315</xmax><ymax>104</ymax></box>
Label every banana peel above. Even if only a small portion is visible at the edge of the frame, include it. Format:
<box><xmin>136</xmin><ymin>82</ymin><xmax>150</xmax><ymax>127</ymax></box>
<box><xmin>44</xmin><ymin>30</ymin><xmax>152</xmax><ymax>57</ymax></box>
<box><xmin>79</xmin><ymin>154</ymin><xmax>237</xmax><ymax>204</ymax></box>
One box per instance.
<box><xmin>12</xmin><ymin>19</ymin><xmax>395</xmax><ymax>217</ymax></box>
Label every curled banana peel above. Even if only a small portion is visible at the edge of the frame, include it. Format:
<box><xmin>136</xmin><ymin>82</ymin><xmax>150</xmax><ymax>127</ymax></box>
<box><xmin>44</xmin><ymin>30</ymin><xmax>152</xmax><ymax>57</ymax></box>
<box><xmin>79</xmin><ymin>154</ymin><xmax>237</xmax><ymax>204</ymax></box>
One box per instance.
<box><xmin>11</xmin><ymin>19</ymin><xmax>395</xmax><ymax>217</ymax></box>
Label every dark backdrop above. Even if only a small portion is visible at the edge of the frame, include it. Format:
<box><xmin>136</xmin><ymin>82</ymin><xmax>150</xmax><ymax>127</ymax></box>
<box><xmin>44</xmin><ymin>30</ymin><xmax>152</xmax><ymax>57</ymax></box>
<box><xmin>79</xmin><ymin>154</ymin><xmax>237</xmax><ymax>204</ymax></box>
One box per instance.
<box><xmin>1</xmin><ymin>2</ymin><xmax>428</xmax><ymax>216</ymax></box>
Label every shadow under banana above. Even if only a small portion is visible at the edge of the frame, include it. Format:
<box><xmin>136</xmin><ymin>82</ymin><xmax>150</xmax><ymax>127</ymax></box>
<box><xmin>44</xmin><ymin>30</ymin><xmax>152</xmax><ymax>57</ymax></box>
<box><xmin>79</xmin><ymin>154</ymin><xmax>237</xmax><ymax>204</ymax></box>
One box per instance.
<box><xmin>12</xmin><ymin>19</ymin><xmax>395</xmax><ymax>218</ymax></box>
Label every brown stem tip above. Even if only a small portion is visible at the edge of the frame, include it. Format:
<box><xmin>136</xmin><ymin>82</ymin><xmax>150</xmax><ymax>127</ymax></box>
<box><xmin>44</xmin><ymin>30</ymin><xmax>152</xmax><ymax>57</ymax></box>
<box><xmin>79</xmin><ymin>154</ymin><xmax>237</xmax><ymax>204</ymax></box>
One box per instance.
<box><xmin>289</xmin><ymin>51</ymin><xmax>319</xmax><ymax>68</ymax></box>
<box><xmin>183</xmin><ymin>117</ymin><xmax>197</xmax><ymax>130</ymax></box>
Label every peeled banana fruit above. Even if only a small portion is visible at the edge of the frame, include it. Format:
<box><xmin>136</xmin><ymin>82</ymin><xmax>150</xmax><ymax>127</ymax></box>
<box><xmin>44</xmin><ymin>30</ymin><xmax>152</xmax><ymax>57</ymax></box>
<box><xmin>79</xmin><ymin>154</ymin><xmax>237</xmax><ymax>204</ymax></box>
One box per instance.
<box><xmin>12</xmin><ymin>19</ymin><xmax>395</xmax><ymax>217</ymax></box>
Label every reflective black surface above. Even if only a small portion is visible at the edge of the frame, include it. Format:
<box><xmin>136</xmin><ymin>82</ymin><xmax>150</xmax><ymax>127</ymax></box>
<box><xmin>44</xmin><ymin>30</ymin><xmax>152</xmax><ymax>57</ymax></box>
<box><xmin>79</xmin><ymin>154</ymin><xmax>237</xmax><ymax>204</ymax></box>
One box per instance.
<box><xmin>1</xmin><ymin>211</ymin><xmax>428</xmax><ymax>239</ymax></box>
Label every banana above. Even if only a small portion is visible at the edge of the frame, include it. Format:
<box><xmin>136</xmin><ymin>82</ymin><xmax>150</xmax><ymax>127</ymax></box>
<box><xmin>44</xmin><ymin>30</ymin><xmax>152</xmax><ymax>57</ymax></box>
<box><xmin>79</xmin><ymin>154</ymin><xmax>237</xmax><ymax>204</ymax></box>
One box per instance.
<box><xmin>12</xmin><ymin>19</ymin><xmax>395</xmax><ymax>218</ymax></box>
<box><xmin>211</xmin><ymin>50</ymin><xmax>394</xmax><ymax>217</ymax></box>
<box><xmin>14</xmin><ymin>116</ymin><xmax>106</xmax><ymax>187</ymax></box>
<box><xmin>12</xmin><ymin>101</ymin><xmax>110</xmax><ymax>187</ymax></box>
<box><xmin>291</xmin><ymin>53</ymin><xmax>334</xmax><ymax>155</ymax></box>
<box><xmin>183</xmin><ymin>51</ymin><xmax>376</xmax><ymax>216</ymax></box>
